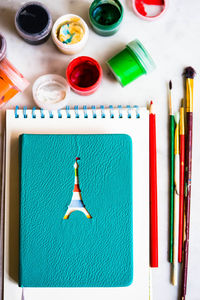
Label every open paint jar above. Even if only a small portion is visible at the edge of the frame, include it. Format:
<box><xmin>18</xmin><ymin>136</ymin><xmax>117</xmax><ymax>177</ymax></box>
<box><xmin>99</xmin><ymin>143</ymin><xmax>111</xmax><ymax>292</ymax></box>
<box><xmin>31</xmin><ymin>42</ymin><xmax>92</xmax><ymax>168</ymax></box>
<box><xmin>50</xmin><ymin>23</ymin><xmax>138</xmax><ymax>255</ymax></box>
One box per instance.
<box><xmin>15</xmin><ymin>1</ymin><xmax>53</xmax><ymax>45</ymax></box>
<box><xmin>0</xmin><ymin>34</ymin><xmax>7</xmax><ymax>61</ymax></box>
<box><xmin>66</xmin><ymin>56</ymin><xmax>102</xmax><ymax>96</ymax></box>
<box><xmin>32</xmin><ymin>74</ymin><xmax>70</xmax><ymax>110</ymax></box>
<box><xmin>52</xmin><ymin>14</ymin><xmax>89</xmax><ymax>55</ymax></box>
<box><xmin>107</xmin><ymin>39</ymin><xmax>155</xmax><ymax>87</ymax></box>
<box><xmin>89</xmin><ymin>0</ymin><xmax>123</xmax><ymax>36</ymax></box>
<box><xmin>0</xmin><ymin>58</ymin><xmax>29</xmax><ymax>108</ymax></box>
<box><xmin>132</xmin><ymin>0</ymin><xmax>168</xmax><ymax>21</ymax></box>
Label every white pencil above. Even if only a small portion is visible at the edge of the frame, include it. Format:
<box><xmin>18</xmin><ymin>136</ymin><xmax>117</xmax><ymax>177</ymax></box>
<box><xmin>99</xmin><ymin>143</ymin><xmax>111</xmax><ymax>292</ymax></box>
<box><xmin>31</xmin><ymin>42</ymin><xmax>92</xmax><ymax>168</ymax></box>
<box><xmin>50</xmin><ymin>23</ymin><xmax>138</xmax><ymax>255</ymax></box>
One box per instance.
<box><xmin>172</xmin><ymin>112</ymin><xmax>180</xmax><ymax>286</ymax></box>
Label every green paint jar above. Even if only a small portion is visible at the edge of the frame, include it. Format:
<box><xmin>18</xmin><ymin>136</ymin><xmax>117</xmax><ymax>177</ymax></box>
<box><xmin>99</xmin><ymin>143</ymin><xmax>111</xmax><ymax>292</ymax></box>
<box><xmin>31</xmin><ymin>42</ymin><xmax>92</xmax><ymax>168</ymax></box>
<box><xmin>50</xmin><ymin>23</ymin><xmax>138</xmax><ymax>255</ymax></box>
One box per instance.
<box><xmin>107</xmin><ymin>40</ymin><xmax>156</xmax><ymax>87</ymax></box>
<box><xmin>89</xmin><ymin>0</ymin><xmax>123</xmax><ymax>36</ymax></box>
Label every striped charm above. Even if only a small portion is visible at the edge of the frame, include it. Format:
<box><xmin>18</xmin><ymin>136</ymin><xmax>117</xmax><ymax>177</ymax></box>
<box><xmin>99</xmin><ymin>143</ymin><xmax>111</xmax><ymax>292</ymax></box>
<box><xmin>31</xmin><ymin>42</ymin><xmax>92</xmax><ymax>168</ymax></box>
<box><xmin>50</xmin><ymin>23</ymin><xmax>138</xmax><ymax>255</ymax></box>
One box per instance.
<box><xmin>64</xmin><ymin>157</ymin><xmax>92</xmax><ymax>219</ymax></box>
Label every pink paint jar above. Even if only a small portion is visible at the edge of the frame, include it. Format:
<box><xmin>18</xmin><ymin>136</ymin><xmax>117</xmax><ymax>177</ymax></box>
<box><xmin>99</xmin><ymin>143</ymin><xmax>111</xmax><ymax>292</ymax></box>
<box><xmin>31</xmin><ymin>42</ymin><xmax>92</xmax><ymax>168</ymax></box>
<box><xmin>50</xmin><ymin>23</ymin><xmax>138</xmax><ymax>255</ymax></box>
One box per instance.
<box><xmin>0</xmin><ymin>58</ymin><xmax>29</xmax><ymax>107</ymax></box>
<box><xmin>66</xmin><ymin>56</ymin><xmax>102</xmax><ymax>96</ymax></box>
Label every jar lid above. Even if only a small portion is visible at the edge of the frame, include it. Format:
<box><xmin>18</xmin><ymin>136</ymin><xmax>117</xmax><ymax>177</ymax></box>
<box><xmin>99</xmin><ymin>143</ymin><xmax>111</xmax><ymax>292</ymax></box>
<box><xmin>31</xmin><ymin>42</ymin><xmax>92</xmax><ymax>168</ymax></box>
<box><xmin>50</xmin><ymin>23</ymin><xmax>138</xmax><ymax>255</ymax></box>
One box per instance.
<box><xmin>127</xmin><ymin>39</ymin><xmax>156</xmax><ymax>74</ymax></box>
<box><xmin>0</xmin><ymin>34</ymin><xmax>7</xmax><ymax>61</ymax></box>
<box><xmin>32</xmin><ymin>74</ymin><xmax>70</xmax><ymax>110</ymax></box>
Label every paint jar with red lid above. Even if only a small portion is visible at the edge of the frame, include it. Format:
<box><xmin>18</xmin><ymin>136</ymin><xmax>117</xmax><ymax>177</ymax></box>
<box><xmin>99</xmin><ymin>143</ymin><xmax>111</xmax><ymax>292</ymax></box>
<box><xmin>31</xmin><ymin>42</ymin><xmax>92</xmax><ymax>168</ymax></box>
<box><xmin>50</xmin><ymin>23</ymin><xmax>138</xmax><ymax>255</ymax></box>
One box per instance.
<box><xmin>66</xmin><ymin>56</ymin><xmax>102</xmax><ymax>96</ymax></box>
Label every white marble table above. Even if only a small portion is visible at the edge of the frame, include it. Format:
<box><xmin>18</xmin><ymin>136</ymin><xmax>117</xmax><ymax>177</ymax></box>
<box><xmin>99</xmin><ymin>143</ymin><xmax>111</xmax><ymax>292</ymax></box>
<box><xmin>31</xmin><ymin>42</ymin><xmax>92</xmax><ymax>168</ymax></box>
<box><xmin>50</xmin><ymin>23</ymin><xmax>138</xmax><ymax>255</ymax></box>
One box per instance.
<box><xmin>1</xmin><ymin>0</ymin><xmax>200</xmax><ymax>299</ymax></box>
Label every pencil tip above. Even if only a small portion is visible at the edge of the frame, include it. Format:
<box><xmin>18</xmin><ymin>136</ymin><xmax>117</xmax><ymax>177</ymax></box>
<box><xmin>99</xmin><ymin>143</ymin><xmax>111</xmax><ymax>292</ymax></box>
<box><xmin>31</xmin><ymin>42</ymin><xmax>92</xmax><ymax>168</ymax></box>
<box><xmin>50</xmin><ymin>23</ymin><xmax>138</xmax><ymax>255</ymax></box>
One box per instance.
<box><xmin>150</xmin><ymin>100</ymin><xmax>153</xmax><ymax>105</ymax></box>
<box><xmin>169</xmin><ymin>80</ymin><xmax>172</xmax><ymax>90</ymax></box>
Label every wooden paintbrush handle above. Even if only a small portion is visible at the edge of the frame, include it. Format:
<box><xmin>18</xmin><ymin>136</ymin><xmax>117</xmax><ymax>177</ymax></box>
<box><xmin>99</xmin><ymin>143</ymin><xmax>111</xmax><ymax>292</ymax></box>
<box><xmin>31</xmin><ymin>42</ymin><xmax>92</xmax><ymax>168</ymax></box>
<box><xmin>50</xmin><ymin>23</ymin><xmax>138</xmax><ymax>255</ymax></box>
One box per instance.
<box><xmin>182</xmin><ymin>112</ymin><xmax>193</xmax><ymax>297</ymax></box>
<box><xmin>179</xmin><ymin>134</ymin><xmax>185</xmax><ymax>263</ymax></box>
<box><xmin>169</xmin><ymin>115</ymin><xmax>175</xmax><ymax>263</ymax></box>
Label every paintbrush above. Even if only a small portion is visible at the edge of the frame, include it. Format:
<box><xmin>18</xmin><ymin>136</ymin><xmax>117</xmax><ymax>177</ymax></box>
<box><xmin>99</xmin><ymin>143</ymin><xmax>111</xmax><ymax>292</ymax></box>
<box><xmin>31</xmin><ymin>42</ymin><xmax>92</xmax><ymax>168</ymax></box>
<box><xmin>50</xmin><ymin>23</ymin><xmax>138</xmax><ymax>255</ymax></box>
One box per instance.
<box><xmin>172</xmin><ymin>112</ymin><xmax>180</xmax><ymax>286</ymax></box>
<box><xmin>181</xmin><ymin>66</ymin><xmax>196</xmax><ymax>300</ymax></box>
<box><xmin>169</xmin><ymin>80</ymin><xmax>174</xmax><ymax>263</ymax></box>
<box><xmin>179</xmin><ymin>100</ymin><xmax>185</xmax><ymax>263</ymax></box>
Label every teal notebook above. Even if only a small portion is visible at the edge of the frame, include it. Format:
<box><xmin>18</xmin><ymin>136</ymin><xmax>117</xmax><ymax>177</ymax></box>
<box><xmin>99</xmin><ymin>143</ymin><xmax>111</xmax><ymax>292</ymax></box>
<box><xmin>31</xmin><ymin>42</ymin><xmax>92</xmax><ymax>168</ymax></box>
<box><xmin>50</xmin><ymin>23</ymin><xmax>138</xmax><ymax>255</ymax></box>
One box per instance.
<box><xmin>19</xmin><ymin>134</ymin><xmax>133</xmax><ymax>288</ymax></box>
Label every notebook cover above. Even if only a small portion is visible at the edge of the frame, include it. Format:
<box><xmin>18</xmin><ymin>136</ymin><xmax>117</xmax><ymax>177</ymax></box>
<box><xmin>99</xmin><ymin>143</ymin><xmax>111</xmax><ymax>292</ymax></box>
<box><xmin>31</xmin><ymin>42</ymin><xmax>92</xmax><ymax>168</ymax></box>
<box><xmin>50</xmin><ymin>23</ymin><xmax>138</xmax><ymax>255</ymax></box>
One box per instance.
<box><xmin>19</xmin><ymin>134</ymin><xmax>133</xmax><ymax>287</ymax></box>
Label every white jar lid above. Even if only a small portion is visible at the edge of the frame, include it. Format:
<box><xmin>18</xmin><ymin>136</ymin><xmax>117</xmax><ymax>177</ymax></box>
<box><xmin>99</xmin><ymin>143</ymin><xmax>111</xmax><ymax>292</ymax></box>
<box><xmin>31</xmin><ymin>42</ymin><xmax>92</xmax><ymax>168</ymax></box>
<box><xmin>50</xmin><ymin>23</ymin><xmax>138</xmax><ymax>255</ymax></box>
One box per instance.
<box><xmin>32</xmin><ymin>74</ymin><xmax>70</xmax><ymax>110</ymax></box>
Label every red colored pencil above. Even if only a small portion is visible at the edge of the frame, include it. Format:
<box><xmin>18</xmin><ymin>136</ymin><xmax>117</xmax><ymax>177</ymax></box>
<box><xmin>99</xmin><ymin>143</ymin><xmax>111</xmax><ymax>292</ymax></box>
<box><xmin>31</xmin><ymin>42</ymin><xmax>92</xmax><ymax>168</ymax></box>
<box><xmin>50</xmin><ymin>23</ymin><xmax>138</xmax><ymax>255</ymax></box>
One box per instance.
<box><xmin>149</xmin><ymin>101</ymin><xmax>158</xmax><ymax>268</ymax></box>
<box><xmin>178</xmin><ymin>104</ymin><xmax>185</xmax><ymax>263</ymax></box>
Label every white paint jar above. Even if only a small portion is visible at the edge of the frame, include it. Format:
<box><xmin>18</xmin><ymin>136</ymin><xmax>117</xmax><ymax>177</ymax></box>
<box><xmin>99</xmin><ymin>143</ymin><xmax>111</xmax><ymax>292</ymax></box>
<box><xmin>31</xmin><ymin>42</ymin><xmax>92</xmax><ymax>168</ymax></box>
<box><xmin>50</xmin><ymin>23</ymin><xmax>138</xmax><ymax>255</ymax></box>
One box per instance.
<box><xmin>32</xmin><ymin>74</ymin><xmax>70</xmax><ymax>110</ymax></box>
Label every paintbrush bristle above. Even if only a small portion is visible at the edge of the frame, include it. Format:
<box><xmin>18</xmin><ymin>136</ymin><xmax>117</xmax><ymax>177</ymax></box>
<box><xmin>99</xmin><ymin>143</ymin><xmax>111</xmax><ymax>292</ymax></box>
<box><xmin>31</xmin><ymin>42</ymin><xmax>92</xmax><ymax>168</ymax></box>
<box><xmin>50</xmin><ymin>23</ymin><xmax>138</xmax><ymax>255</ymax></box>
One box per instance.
<box><xmin>181</xmin><ymin>98</ymin><xmax>184</xmax><ymax>107</ymax></box>
<box><xmin>183</xmin><ymin>67</ymin><xmax>196</xmax><ymax>79</ymax></box>
<box><xmin>168</xmin><ymin>81</ymin><xmax>172</xmax><ymax>115</ymax></box>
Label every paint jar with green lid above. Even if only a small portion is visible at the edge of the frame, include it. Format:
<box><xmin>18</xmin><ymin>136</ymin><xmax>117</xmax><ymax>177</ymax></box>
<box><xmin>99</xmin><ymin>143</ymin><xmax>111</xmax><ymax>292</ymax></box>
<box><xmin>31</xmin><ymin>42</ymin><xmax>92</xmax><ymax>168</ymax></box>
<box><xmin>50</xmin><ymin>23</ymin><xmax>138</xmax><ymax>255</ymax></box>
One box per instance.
<box><xmin>107</xmin><ymin>39</ymin><xmax>156</xmax><ymax>86</ymax></box>
<box><xmin>89</xmin><ymin>0</ymin><xmax>123</xmax><ymax>36</ymax></box>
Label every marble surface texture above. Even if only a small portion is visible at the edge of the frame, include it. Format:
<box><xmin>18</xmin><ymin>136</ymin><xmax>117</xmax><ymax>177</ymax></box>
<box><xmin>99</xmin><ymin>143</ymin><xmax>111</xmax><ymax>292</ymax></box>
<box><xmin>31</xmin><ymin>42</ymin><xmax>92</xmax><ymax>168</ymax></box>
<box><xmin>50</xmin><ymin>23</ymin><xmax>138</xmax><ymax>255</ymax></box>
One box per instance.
<box><xmin>1</xmin><ymin>0</ymin><xmax>200</xmax><ymax>299</ymax></box>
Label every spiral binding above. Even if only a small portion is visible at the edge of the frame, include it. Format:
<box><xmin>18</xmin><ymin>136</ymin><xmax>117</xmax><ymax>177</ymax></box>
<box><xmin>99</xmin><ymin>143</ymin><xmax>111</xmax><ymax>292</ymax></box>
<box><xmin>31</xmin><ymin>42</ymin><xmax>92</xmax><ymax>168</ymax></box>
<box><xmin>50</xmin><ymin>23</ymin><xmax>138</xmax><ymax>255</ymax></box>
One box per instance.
<box><xmin>41</xmin><ymin>108</ymin><xmax>45</xmax><ymax>118</ymax></box>
<box><xmin>83</xmin><ymin>105</ymin><xmax>88</xmax><ymax>118</ymax></box>
<box><xmin>14</xmin><ymin>105</ymin><xmax>141</xmax><ymax>119</ymax></box>
<box><xmin>32</xmin><ymin>107</ymin><xmax>36</xmax><ymax>118</ymax></box>
<box><xmin>58</xmin><ymin>109</ymin><xmax>62</xmax><ymax>118</ymax></box>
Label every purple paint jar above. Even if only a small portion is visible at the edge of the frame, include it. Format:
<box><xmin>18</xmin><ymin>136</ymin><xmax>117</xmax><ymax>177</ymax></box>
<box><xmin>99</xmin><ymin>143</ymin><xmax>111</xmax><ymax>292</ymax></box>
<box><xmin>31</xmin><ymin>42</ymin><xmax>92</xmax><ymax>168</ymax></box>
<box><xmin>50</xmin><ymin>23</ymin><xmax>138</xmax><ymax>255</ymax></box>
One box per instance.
<box><xmin>0</xmin><ymin>34</ymin><xmax>7</xmax><ymax>61</ymax></box>
<box><xmin>15</xmin><ymin>1</ymin><xmax>52</xmax><ymax>45</ymax></box>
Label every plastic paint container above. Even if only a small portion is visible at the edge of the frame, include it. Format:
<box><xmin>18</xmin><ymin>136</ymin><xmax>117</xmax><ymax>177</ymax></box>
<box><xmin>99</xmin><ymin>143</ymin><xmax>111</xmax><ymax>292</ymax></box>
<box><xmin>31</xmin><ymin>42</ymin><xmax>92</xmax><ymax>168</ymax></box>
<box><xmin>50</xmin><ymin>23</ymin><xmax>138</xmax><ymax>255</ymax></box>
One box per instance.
<box><xmin>15</xmin><ymin>1</ymin><xmax>53</xmax><ymax>45</ymax></box>
<box><xmin>52</xmin><ymin>14</ymin><xmax>89</xmax><ymax>55</ymax></box>
<box><xmin>132</xmin><ymin>0</ymin><xmax>168</xmax><ymax>21</ymax></box>
<box><xmin>89</xmin><ymin>0</ymin><xmax>123</xmax><ymax>36</ymax></box>
<box><xmin>0</xmin><ymin>34</ymin><xmax>7</xmax><ymax>61</ymax></box>
<box><xmin>107</xmin><ymin>39</ymin><xmax>155</xmax><ymax>87</ymax></box>
<box><xmin>0</xmin><ymin>58</ymin><xmax>29</xmax><ymax>108</ymax></box>
<box><xmin>32</xmin><ymin>74</ymin><xmax>70</xmax><ymax>110</ymax></box>
<box><xmin>66</xmin><ymin>56</ymin><xmax>102</xmax><ymax>96</ymax></box>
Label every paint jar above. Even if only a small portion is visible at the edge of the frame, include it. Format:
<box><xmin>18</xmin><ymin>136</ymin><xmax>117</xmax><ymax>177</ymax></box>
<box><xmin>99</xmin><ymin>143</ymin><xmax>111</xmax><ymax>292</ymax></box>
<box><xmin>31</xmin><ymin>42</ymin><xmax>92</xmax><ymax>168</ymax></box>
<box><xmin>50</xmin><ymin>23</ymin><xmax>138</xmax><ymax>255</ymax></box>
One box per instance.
<box><xmin>89</xmin><ymin>0</ymin><xmax>123</xmax><ymax>36</ymax></box>
<box><xmin>0</xmin><ymin>34</ymin><xmax>7</xmax><ymax>61</ymax></box>
<box><xmin>15</xmin><ymin>1</ymin><xmax>53</xmax><ymax>45</ymax></box>
<box><xmin>132</xmin><ymin>0</ymin><xmax>168</xmax><ymax>21</ymax></box>
<box><xmin>52</xmin><ymin>14</ymin><xmax>89</xmax><ymax>55</ymax></box>
<box><xmin>32</xmin><ymin>74</ymin><xmax>70</xmax><ymax>110</ymax></box>
<box><xmin>0</xmin><ymin>58</ymin><xmax>29</xmax><ymax>107</ymax></box>
<box><xmin>66</xmin><ymin>56</ymin><xmax>102</xmax><ymax>96</ymax></box>
<box><xmin>107</xmin><ymin>39</ymin><xmax>155</xmax><ymax>87</ymax></box>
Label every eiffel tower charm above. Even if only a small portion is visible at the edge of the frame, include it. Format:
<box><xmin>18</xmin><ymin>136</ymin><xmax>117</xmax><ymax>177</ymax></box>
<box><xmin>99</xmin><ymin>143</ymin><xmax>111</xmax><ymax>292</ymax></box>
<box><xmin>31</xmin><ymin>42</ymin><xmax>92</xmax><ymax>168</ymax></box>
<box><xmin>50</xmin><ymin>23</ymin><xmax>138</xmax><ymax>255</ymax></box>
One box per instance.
<box><xmin>64</xmin><ymin>157</ymin><xmax>92</xmax><ymax>219</ymax></box>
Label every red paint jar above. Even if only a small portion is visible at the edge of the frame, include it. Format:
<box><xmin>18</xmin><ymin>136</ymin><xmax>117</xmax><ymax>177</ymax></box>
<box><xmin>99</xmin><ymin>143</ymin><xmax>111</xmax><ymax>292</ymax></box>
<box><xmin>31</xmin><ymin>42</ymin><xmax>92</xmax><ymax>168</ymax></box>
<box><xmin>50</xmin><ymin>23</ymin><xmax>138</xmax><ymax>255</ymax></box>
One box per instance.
<box><xmin>66</xmin><ymin>56</ymin><xmax>102</xmax><ymax>96</ymax></box>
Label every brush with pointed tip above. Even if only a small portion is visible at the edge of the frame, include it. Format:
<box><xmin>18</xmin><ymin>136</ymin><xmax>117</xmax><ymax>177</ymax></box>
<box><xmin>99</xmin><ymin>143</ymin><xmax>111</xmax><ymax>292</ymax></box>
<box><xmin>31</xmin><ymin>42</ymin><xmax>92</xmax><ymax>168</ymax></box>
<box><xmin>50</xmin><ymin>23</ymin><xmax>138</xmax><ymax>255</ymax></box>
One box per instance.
<box><xmin>169</xmin><ymin>80</ymin><xmax>175</xmax><ymax>263</ymax></box>
<box><xmin>181</xmin><ymin>66</ymin><xmax>196</xmax><ymax>300</ymax></box>
<box><xmin>172</xmin><ymin>112</ymin><xmax>180</xmax><ymax>286</ymax></box>
<box><xmin>179</xmin><ymin>100</ymin><xmax>185</xmax><ymax>263</ymax></box>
